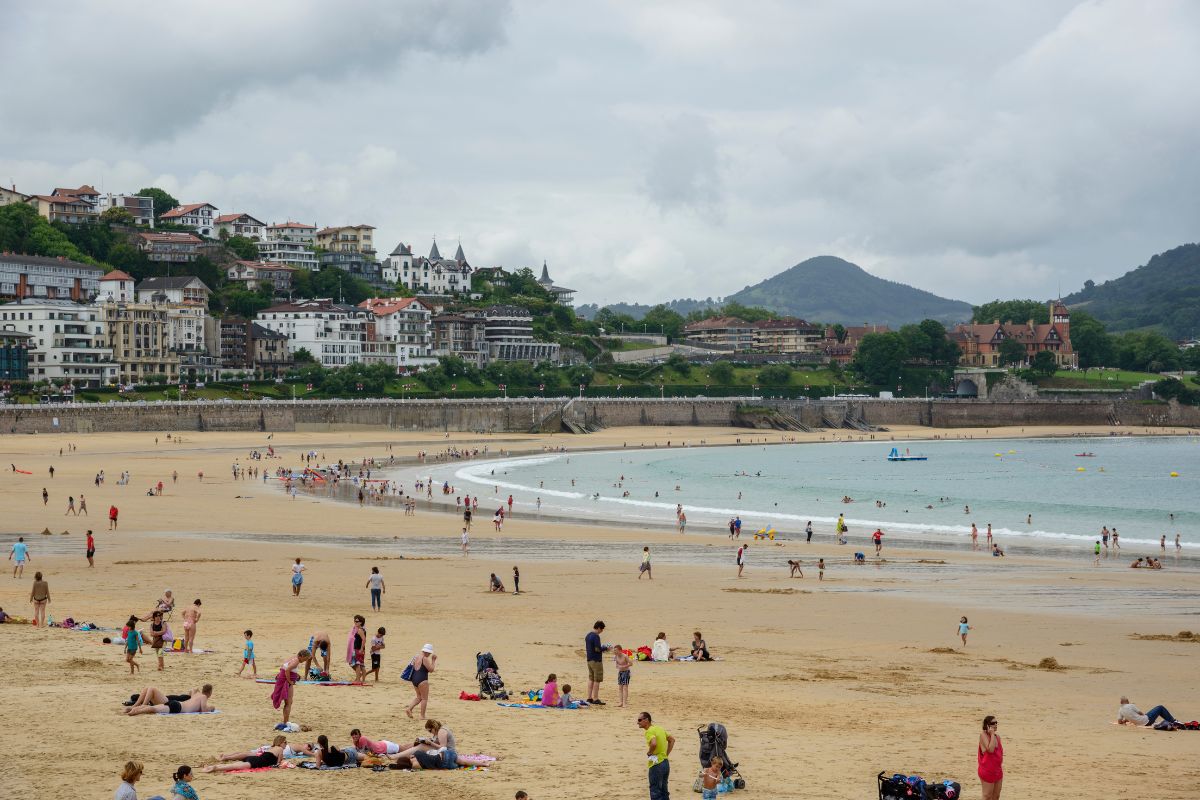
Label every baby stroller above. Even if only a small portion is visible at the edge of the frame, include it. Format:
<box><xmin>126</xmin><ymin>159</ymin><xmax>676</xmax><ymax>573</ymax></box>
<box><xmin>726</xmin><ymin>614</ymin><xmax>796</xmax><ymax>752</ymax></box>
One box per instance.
<box><xmin>475</xmin><ymin>651</ymin><xmax>509</xmax><ymax>700</ymax></box>
<box><xmin>698</xmin><ymin>722</ymin><xmax>745</xmax><ymax>788</ymax></box>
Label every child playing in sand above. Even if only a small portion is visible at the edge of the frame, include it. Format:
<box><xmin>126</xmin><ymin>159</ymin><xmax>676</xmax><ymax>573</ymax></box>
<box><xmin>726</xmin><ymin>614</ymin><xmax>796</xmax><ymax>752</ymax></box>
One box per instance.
<box><xmin>238</xmin><ymin>630</ymin><xmax>256</xmax><ymax>677</ymax></box>
<box><xmin>818</xmin><ymin>558</ymin><xmax>825</xmax><ymax>581</ymax></box>
<box><xmin>124</xmin><ymin>618</ymin><xmax>143</xmax><ymax>673</ymax></box>
<box><xmin>369</xmin><ymin>627</ymin><xmax>385</xmax><ymax>682</ymax></box>
<box><xmin>958</xmin><ymin>617</ymin><xmax>971</xmax><ymax>646</ymax></box>
<box><xmin>788</xmin><ymin>559</ymin><xmax>803</xmax><ymax>578</ymax></box>
<box><xmin>702</xmin><ymin>755</ymin><xmax>724</xmax><ymax>800</ymax></box>
<box><xmin>558</xmin><ymin>683</ymin><xmax>576</xmax><ymax>708</ymax></box>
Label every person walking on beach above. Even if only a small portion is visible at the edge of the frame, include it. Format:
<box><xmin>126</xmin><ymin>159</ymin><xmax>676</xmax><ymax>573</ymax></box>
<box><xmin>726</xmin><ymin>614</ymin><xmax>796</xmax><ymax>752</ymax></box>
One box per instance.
<box><xmin>108</xmin><ymin>504</ymin><xmax>119</xmax><ymax>530</ymax></box>
<box><xmin>638</xmin><ymin>711</ymin><xmax>674</xmax><ymax>800</ymax></box>
<box><xmin>986</xmin><ymin>524</ymin><xmax>992</xmax><ymax>546</ymax></box>
<box><xmin>366</xmin><ymin>566</ymin><xmax>385</xmax><ymax>610</ymax></box>
<box><xmin>85</xmin><ymin>530</ymin><xmax>95</xmax><ymax>567</ymax></box>
<box><xmin>806</xmin><ymin>521</ymin><xmax>813</xmax><ymax>542</ymax></box>
<box><xmin>404</xmin><ymin>643</ymin><xmax>436</xmax><ymax>719</ymax></box>
<box><xmin>10</xmin><ymin>536</ymin><xmax>29</xmax><ymax>578</ymax></box>
<box><xmin>1111</xmin><ymin>528</ymin><xmax>1119</xmax><ymax>549</ymax></box>
<box><xmin>1094</xmin><ymin>540</ymin><xmax>1101</xmax><ymax>566</ymax></box>
<box><xmin>958</xmin><ymin>616</ymin><xmax>971</xmax><ymax>646</ymax></box>
<box><xmin>971</xmin><ymin>523</ymin><xmax>979</xmax><ymax>550</ymax></box>
<box><xmin>1160</xmin><ymin>535</ymin><xmax>1166</xmax><ymax>553</ymax></box>
<box><xmin>291</xmin><ymin>558</ymin><xmax>306</xmax><ymax>596</ymax></box>
<box><xmin>66</xmin><ymin>495</ymin><xmax>76</xmax><ymax>515</ymax></box>
<box><xmin>639</xmin><ymin>547</ymin><xmax>652</xmax><ymax>580</ymax></box>
<box><xmin>461</xmin><ymin>527</ymin><xmax>470</xmax><ymax>554</ymax></box>
<box><xmin>978</xmin><ymin>715</ymin><xmax>1003</xmax><ymax>800</ymax></box>
<box><xmin>872</xmin><ymin>528</ymin><xmax>885</xmax><ymax>556</ymax></box>
<box><xmin>585</xmin><ymin>621</ymin><xmax>608</xmax><ymax>704</ymax></box>
<box><xmin>78</xmin><ymin>494</ymin><xmax>87</xmax><ymax>516</ymax></box>
<box><xmin>513</xmin><ymin>565</ymin><xmax>520</xmax><ymax>594</ymax></box>
<box><xmin>736</xmin><ymin>544</ymin><xmax>747</xmax><ymax>578</ymax></box>
<box><xmin>42</xmin><ymin>487</ymin><xmax>48</xmax><ymax>506</ymax></box>
<box><xmin>818</xmin><ymin>557</ymin><xmax>825</xmax><ymax>581</ymax></box>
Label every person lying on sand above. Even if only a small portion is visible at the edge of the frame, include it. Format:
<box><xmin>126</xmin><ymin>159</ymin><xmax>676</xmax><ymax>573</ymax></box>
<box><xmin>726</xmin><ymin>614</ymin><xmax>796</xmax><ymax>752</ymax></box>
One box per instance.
<box><xmin>1117</xmin><ymin>696</ymin><xmax>1181</xmax><ymax>727</ymax></box>
<box><xmin>214</xmin><ymin>735</ymin><xmax>314</xmax><ymax>764</ymax></box>
<box><xmin>204</xmin><ymin>739</ymin><xmax>286</xmax><ymax>772</ymax></box>
<box><xmin>124</xmin><ymin>684</ymin><xmax>214</xmax><ymax>715</ymax></box>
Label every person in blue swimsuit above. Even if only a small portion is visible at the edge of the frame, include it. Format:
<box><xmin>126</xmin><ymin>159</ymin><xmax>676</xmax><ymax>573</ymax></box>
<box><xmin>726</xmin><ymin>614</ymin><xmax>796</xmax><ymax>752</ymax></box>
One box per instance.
<box><xmin>958</xmin><ymin>617</ymin><xmax>971</xmax><ymax>647</ymax></box>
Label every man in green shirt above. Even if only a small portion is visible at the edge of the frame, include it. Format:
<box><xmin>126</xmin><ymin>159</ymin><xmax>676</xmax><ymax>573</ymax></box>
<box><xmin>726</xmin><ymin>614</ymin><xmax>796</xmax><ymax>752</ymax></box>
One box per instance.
<box><xmin>638</xmin><ymin>711</ymin><xmax>675</xmax><ymax>799</ymax></box>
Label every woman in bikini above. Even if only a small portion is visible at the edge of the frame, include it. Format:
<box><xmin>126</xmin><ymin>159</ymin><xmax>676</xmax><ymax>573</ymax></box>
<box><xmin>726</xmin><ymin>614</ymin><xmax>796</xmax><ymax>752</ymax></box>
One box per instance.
<box><xmin>204</xmin><ymin>740</ymin><xmax>285</xmax><ymax>773</ymax></box>
<box><xmin>181</xmin><ymin>599</ymin><xmax>201</xmax><ymax>653</ymax></box>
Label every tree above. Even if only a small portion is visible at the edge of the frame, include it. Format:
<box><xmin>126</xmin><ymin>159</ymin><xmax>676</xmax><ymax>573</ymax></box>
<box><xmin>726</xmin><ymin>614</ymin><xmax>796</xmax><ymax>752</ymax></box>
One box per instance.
<box><xmin>100</xmin><ymin>207</ymin><xmax>135</xmax><ymax>226</ymax></box>
<box><xmin>917</xmin><ymin>319</ymin><xmax>959</xmax><ymax>365</ymax></box>
<box><xmin>292</xmin><ymin>348</ymin><xmax>316</xmax><ymax>364</ymax></box>
<box><xmin>1030</xmin><ymin>350</ymin><xmax>1058</xmax><ymax>376</ymax></box>
<box><xmin>709</xmin><ymin>360</ymin><xmax>735</xmax><ymax>384</ymax></box>
<box><xmin>898</xmin><ymin>324</ymin><xmax>933</xmax><ymax>362</ymax></box>
<box><xmin>998</xmin><ymin>337</ymin><xmax>1026</xmax><ymax>366</ymax></box>
<box><xmin>225</xmin><ymin>235</ymin><xmax>259</xmax><ymax>261</ymax></box>
<box><xmin>973</xmin><ymin>299</ymin><xmax>1049</xmax><ymax>325</ymax></box>
<box><xmin>851</xmin><ymin>332</ymin><xmax>908</xmax><ymax>385</ymax></box>
<box><xmin>1067</xmin><ymin>309</ymin><xmax>1113</xmax><ymax>368</ymax></box>
<box><xmin>137</xmin><ymin>187</ymin><xmax>179</xmax><ymax>219</ymax></box>
<box><xmin>293</xmin><ymin>265</ymin><xmax>374</xmax><ymax>306</ymax></box>
<box><xmin>665</xmin><ymin>353</ymin><xmax>691</xmax><ymax>377</ymax></box>
<box><xmin>1113</xmin><ymin>331</ymin><xmax>1181</xmax><ymax>372</ymax></box>
<box><xmin>757</xmin><ymin>364</ymin><xmax>793</xmax><ymax>385</ymax></box>
<box><xmin>642</xmin><ymin>305</ymin><xmax>686</xmax><ymax>340</ymax></box>
<box><xmin>0</xmin><ymin>202</ymin><xmax>94</xmax><ymax>264</ymax></box>
<box><xmin>831</xmin><ymin>323</ymin><xmax>847</xmax><ymax>343</ymax></box>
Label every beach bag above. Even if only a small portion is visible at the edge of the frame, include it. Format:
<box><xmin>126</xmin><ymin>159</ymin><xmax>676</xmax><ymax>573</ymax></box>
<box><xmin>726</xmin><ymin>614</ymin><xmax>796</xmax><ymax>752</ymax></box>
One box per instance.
<box><xmin>931</xmin><ymin>781</ymin><xmax>960</xmax><ymax>799</ymax></box>
<box><xmin>401</xmin><ymin>658</ymin><xmax>415</xmax><ymax>682</ymax></box>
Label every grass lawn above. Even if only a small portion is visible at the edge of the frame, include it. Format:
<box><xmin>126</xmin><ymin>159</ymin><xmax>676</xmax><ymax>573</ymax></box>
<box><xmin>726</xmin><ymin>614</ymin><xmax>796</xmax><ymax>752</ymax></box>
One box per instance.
<box><xmin>1038</xmin><ymin>369</ymin><xmax>1163</xmax><ymax>390</ymax></box>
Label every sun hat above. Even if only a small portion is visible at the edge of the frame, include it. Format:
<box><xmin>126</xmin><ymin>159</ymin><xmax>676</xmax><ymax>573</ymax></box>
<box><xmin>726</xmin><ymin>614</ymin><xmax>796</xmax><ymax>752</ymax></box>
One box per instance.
<box><xmin>422</xmin><ymin>643</ymin><xmax>434</xmax><ymax>653</ymax></box>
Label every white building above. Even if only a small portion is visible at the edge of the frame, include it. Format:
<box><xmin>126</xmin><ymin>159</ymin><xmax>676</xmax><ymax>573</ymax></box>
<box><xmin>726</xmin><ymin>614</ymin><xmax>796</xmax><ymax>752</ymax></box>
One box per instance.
<box><xmin>159</xmin><ymin>203</ymin><xmax>219</xmax><ymax>237</ymax></box>
<box><xmin>256</xmin><ymin>298</ymin><xmax>368</xmax><ymax>369</ymax></box>
<box><xmin>214</xmin><ymin>212</ymin><xmax>266</xmax><ymax>240</ymax></box>
<box><xmin>359</xmin><ymin>296</ymin><xmax>436</xmax><ymax>371</ymax></box>
<box><xmin>0</xmin><ymin>253</ymin><xmax>106</xmax><ymax>303</ymax></box>
<box><xmin>95</xmin><ymin>193</ymin><xmax>155</xmax><ymax>227</ymax></box>
<box><xmin>97</xmin><ymin>270</ymin><xmax>136</xmax><ymax>303</ymax></box>
<box><xmin>391</xmin><ymin>240</ymin><xmax>473</xmax><ymax>295</ymax></box>
<box><xmin>0</xmin><ymin>300</ymin><xmax>118</xmax><ymax>388</ymax></box>
<box><xmin>258</xmin><ymin>222</ymin><xmax>319</xmax><ymax>271</ymax></box>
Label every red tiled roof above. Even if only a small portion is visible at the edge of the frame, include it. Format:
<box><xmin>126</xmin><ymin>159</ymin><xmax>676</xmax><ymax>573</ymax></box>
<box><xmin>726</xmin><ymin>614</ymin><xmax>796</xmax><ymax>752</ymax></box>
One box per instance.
<box><xmin>100</xmin><ymin>269</ymin><xmax>134</xmax><ymax>281</ymax></box>
<box><xmin>316</xmin><ymin>224</ymin><xmax>376</xmax><ymax>236</ymax></box>
<box><xmin>161</xmin><ymin>203</ymin><xmax>214</xmax><ymax>219</ymax></box>
<box><xmin>30</xmin><ymin>194</ymin><xmax>93</xmax><ymax>207</ymax></box>
<box><xmin>215</xmin><ymin>213</ymin><xmax>265</xmax><ymax>225</ymax></box>
<box><xmin>268</xmin><ymin>221</ymin><xmax>315</xmax><ymax>229</ymax></box>
<box><xmin>359</xmin><ymin>297</ymin><xmax>431</xmax><ymax>315</ymax></box>
<box><xmin>137</xmin><ymin>232</ymin><xmax>203</xmax><ymax>244</ymax></box>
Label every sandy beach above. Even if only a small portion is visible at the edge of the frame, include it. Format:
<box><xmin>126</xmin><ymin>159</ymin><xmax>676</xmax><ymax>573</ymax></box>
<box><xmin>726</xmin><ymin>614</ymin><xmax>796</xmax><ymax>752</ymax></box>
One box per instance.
<box><xmin>2</xmin><ymin>424</ymin><xmax>1198</xmax><ymax>800</ymax></box>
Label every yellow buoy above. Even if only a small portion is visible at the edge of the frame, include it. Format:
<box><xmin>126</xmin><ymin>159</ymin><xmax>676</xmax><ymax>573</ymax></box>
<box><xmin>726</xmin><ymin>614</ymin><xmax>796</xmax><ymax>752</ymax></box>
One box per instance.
<box><xmin>1008</xmin><ymin>450</ymin><xmax>1016</xmax><ymax>454</ymax></box>
<box><xmin>995</xmin><ymin>453</ymin><xmax>1002</xmax><ymax>457</ymax></box>
<box><xmin>1076</xmin><ymin>467</ymin><xmax>1086</xmax><ymax>472</ymax></box>
<box><xmin>1170</xmin><ymin>472</ymin><xmax>1179</xmax><ymax>477</ymax></box>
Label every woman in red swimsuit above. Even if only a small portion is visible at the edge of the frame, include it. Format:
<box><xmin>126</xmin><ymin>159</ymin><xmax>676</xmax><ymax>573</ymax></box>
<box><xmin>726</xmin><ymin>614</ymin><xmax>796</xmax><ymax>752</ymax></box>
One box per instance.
<box><xmin>977</xmin><ymin>714</ymin><xmax>1003</xmax><ymax>799</ymax></box>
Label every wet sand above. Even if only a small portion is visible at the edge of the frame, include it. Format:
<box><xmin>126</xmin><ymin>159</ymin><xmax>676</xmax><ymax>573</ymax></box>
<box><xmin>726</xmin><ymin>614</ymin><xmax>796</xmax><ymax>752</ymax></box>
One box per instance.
<box><xmin>1</xmin><ymin>425</ymin><xmax>1198</xmax><ymax>799</ymax></box>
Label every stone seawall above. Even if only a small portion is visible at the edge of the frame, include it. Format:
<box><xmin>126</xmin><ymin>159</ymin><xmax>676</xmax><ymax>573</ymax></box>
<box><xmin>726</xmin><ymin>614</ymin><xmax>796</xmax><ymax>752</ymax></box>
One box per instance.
<box><xmin>1</xmin><ymin>397</ymin><xmax>1197</xmax><ymax>436</ymax></box>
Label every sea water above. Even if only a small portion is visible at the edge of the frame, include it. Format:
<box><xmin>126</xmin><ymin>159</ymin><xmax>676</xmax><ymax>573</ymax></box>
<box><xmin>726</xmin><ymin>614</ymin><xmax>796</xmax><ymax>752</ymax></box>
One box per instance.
<box><xmin>431</xmin><ymin>436</ymin><xmax>1197</xmax><ymax>554</ymax></box>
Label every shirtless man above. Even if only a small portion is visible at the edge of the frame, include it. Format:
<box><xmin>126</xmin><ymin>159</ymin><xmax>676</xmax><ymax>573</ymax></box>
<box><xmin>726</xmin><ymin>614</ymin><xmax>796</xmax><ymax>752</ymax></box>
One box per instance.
<box><xmin>181</xmin><ymin>599</ymin><xmax>201</xmax><ymax>652</ymax></box>
<box><xmin>303</xmin><ymin>632</ymin><xmax>333</xmax><ymax>676</ymax></box>
<box><xmin>125</xmin><ymin>684</ymin><xmax>214</xmax><ymax>715</ymax></box>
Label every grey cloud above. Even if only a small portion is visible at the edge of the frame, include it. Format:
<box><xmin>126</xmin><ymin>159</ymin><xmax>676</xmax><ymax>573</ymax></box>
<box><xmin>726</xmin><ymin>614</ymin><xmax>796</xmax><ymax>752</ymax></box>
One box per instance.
<box><xmin>643</xmin><ymin>114</ymin><xmax>723</xmax><ymax>221</ymax></box>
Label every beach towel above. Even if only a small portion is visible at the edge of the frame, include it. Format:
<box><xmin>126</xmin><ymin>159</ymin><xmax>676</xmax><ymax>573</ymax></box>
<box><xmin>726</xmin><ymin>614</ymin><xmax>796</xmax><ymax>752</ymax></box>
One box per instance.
<box><xmin>224</xmin><ymin>763</ymin><xmax>296</xmax><ymax>774</ymax></box>
<box><xmin>497</xmin><ymin>701</ymin><xmax>585</xmax><ymax>710</ymax></box>
<box><xmin>157</xmin><ymin>710</ymin><xmax>221</xmax><ymax>716</ymax></box>
<box><xmin>271</xmin><ymin>668</ymin><xmax>299</xmax><ymax>709</ymax></box>
<box><xmin>255</xmin><ymin>679</ymin><xmax>369</xmax><ymax>687</ymax></box>
<box><xmin>299</xmin><ymin>762</ymin><xmax>358</xmax><ymax>770</ymax></box>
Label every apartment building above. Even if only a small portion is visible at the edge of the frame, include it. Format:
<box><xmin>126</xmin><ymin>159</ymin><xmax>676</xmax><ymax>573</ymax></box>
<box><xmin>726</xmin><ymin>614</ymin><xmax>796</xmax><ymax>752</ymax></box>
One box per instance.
<box><xmin>359</xmin><ymin>297</ymin><xmax>435</xmax><ymax>371</ymax></box>
<box><xmin>258</xmin><ymin>222</ymin><xmax>318</xmax><ymax>271</ymax></box>
<box><xmin>100</xmin><ymin>301</ymin><xmax>178</xmax><ymax>385</ymax></box>
<box><xmin>752</xmin><ymin>318</ymin><xmax>824</xmax><ymax>355</ymax></box>
<box><xmin>256</xmin><ymin>299</ymin><xmax>368</xmax><ymax>369</ymax></box>
<box><xmin>315</xmin><ymin>224</ymin><xmax>375</xmax><ymax>254</ymax></box>
<box><xmin>136</xmin><ymin>276</ymin><xmax>214</xmax><ymax>379</ymax></box>
<box><xmin>159</xmin><ymin>203</ymin><xmax>219</xmax><ymax>236</ymax></box>
<box><xmin>135</xmin><ymin>231</ymin><xmax>205</xmax><ymax>263</ymax></box>
<box><xmin>682</xmin><ymin>317</ymin><xmax>756</xmax><ymax>351</ymax></box>
<box><xmin>27</xmin><ymin>193</ymin><xmax>98</xmax><ymax>225</ymax></box>
<box><xmin>0</xmin><ymin>253</ymin><xmax>105</xmax><ymax>302</ymax></box>
<box><xmin>391</xmin><ymin>240</ymin><xmax>473</xmax><ymax>295</ymax></box>
<box><xmin>226</xmin><ymin>261</ymin><xmax>295</xmax><ymax>295</ymax></box>
<box><xmin>0</xmin><ymin>328</ymin><xmax>32</xmax><ymax>380</ymax></box>
<box><xmin>0</xmin><ymin>300</ymin><xmax>118</xmax><ymax>388</ymax></box>
<box><xmin>95</xmin><ymin>193</ymin><xmax>155</xmax><ymax>227</ymax></box>
<box><xmin>484</xmin><ymin>304</ymin><xmax>559</xmax><ymax>363</ymax></box>
<box><xmin>207</xmin><ymin>317</ymin><xmax>292</xmax><ymax>377</ymax></box>
<box><xmin>431</xmin><ymin>312</ymin><xmax>489</xmax><ymax>367</ymax></box>
<box><xmin>319</xmin><ymin>251</ymin><xmax>386</xmax><ymax>289</ymax></box>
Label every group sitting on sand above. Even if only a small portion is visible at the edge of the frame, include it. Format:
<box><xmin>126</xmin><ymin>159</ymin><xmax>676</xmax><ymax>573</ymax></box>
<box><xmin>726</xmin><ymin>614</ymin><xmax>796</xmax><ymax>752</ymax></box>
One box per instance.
<box><xmin>1130</xmin><ymin>558</ymin><xmax>1164</xmax><ymax>569</ymax></box>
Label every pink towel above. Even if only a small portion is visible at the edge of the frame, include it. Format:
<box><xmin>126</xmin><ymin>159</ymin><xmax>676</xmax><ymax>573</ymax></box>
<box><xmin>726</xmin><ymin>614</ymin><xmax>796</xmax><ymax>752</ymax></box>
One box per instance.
<box><xmin>271</xmin><ymin>668</ymin><xmax>298</xmax><ymax>709</ymax></box>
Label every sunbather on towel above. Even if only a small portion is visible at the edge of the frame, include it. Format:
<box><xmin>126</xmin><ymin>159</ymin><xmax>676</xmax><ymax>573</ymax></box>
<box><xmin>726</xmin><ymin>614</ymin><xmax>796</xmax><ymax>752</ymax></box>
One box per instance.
<box><xmin>124</xmin><ymin>688</ymin><xmax>192</xmax><ymax>708</ymax></box>
<box><xmin>125</xmin><ymin>684</ymin><xmax>214</xmax><ymax>715</ymax></box>
<box><xmin>215</xmin><ymin>735</ymin><xmax>314</xmax><ymax>764</ymax></box>
<box><xmin>204</xmin><ymin>740</ymin><xmax>285</xmax><ymax>772</ymax></box>
<box><xmin>1117</xmin><ymin>696</ymin><xmax>1180</xmax><ymax>727</ymax></box>
<box><xmin>350</xmin><ymin>729</ymin><xmax>401</xmax><ymax>755</ymax></box>
<box><xmin>315</xmin><ymin>734</ymin><xmax>362</xmax><ymax>768</ymax></box>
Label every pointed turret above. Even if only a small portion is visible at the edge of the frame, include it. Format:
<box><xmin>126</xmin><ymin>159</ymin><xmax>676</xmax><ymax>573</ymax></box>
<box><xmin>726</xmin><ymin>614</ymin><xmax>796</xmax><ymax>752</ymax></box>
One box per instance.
<box><xmin>454</xmin><ymin>242</ymin><xmax>466</xmax><ymax>263</ymax></box>
<box><xmin>429</xmin><ymin>240</ymin><xmax>442</xmax><ymax>260</ymax></box>
<box><xmin>539</xmin><ymin>260</ymin><xmax>551</xmax><ymax>284</ymax></box>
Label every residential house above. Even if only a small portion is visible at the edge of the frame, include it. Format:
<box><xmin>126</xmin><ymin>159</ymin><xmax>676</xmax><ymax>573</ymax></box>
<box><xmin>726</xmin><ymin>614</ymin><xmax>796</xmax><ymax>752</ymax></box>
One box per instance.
<box><xmin>0</xmin><ymin>328</ymin><xmax>32</xmax><ymax>380</ymax></box>
<box><xmin>135</xmin><ymin>231</ymin><xmax>204</xmax><ymax>263</ymax></box>
<box><xmin>0</xmin><ymin>186</ymin><xmax>31</xmax><ymax>207</ymax></box>
<box><xmin>26</xmin><ymin>193</ymin><xmax>98</xmax><ymax>225</ymax></box>
<box><xmin>359</xmin><ymin>297</ymin><xmax>435</xmax><ymax>371</ymax></box>
<box><xmin>95</xmin><ymin>192</ymin><xmax>155</xmax><ymax>227</ymax></box>
<box><xmin>682</xmin><ymin>317</ymin><xmax>756</xmax><ymax>351</ymax></box>
<box><xmin>159</xmin><ymin>203</ymin><xmax>219</xmax><ymax>236</ymax></box>
<box><xmin>485</xmin><ymin>304</ymin><xmax>560</xmax><ymax>363</ymax></box>
<box><xmin>226</xmin><ymin>261</ymin><xmax>295</xmax><ymax>295</ymax></box>
<box><xmin>537</xmin><ymin>261</ymin><xmax>575</xmax><ymax>306</ymax></box>
<box><xmin>206</xmin><ymin>317</ymin><xmax>292</xmax><ymax>377</ymax></box>
<box><xmin>258</xmin><ymin>222</ymin><xmax>319</xmax><ymax>271</ymax></box>
<box><xmin>96</xmin><ymin>270</ymin><xmax>136</xmax><ymax>303</ymax></box>
<box><xmin>393</xmin><ymin>240</ymin><xmax>473</xmax><ymax>295</ymax></box>
<box><xmin>315</xmin><ymin>224</ymin><xmax>375</xmax><ymax>255</ymax></box>
<box><xmin>0</xmin><ymin>300</ymin><xmax>118</xmax><ymax>388</ymax></box>
<box><xmin>0</xmin><ymin>253</ymin><xmax>105</xmax><ymax>302</ymax></box>
<box><xmin>251</xmin><ymin>323</ymin><xmax>293</xmax><ymax>377</ymax></box>
<box><xmin>431</xmin><ymin>311</ymin><xmax>489</xmax><ymax>367</ymax></box>
<box><xmin>950</xmin><ymin>303</ymin><xmax>1076</xmax><ymax>368</ymax></box>
<box><xmin>382</xmin><ymin>242</ymin><xmax>412</xmax><ymax>286</ymax></box>
<box><xmin>822</xmin><ymin>324</ymin><xmax>891</xmax><ymax>364</ymax></box>
<box><xmin>255</xmin><ymin>298</ymin><xmax>368</xmax><ymax>369</ymax></box>
<box><xmin>319</xmin><ymin>250</ymin><xmax>386</xmax><ymax>289</ymax></box>
<box><xmin>100</xmin><ymin>300</ymin><xmax>178</xmax><ymax>385</ymax></box>
<box><xmin>752</xmin><ymin>318</ymin><xmax>824</xmax><ymax>355</ymax></box>
<box><xmin>214</xmin><ymin>212</ymin><xmax>266</xmax><ymax>240</ymax></box>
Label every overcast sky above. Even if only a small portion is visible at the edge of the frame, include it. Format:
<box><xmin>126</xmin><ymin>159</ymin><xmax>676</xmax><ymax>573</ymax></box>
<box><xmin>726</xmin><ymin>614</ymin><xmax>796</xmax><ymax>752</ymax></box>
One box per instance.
<box><xmin>3</xmin><ymin>1</ymin><xmax>1198</xmax><ymax>307</ymax></box>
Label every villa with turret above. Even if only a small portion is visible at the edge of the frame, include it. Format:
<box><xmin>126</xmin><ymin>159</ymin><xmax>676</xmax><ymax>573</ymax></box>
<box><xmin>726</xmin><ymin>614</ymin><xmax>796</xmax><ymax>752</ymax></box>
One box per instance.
<box><xmin>950</xmin><ymin>302</ymin><xmax>1076</xmax><ymax>368</ymax></box>
<box><xmin>387</xmin><ymin>240</ymin><xmax>474</xmax><ymax>295</ymax></box>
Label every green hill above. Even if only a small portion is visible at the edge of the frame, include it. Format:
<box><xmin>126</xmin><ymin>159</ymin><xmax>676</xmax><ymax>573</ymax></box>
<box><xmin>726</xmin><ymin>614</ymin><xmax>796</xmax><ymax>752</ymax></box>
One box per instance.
<box><xmin>1063</xmin><ymin>243</ymin><xmax>1200</xmax><ymax>338</ymax></box>
<box><xmin>725</xmin><ymin>255</ymin><xmax>972</xmax><ymax>327</ymax></box>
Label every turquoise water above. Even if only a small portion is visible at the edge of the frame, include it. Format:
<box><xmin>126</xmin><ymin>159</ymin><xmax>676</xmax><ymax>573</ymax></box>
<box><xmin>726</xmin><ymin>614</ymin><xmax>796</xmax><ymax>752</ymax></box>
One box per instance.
<box><xmin>436</xmin><ymin>437</ymin><xmax>1198</xmax><ymax>553</ymax></box>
